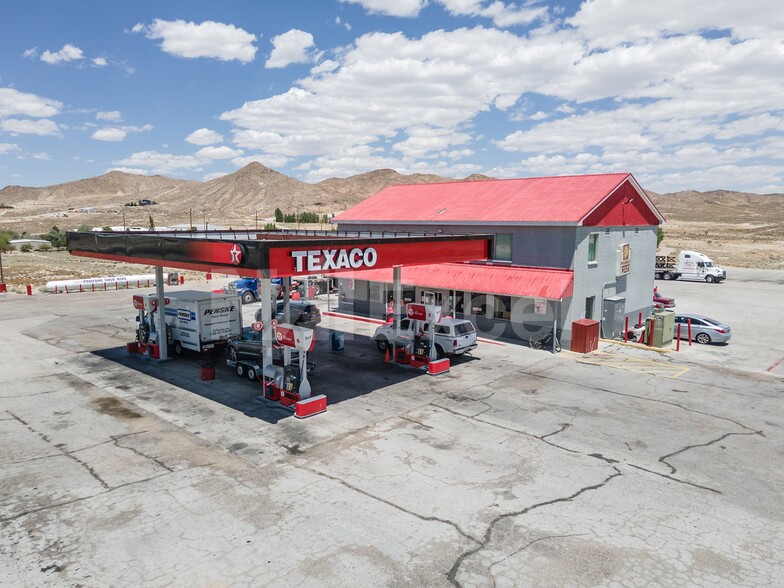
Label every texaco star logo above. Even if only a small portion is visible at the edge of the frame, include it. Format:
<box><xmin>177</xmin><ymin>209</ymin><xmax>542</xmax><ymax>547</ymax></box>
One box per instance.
<box><xmin>229</xmin><ymin>244</ymin><xmax>242</xmax><ymax>265</ymax></box>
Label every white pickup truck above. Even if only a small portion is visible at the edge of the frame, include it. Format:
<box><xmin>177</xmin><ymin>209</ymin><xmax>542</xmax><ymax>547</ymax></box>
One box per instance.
<box><xmin>374</xmin><ymin>317</ymin><xmax>478</xmax><ymax>358</ymax></box>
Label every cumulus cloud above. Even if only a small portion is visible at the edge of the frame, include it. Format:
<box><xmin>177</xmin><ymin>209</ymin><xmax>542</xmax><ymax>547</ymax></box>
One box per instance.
<box><xmin>195</xmin><ymin>145</ymin><xmax>244</xmax><ymax>159</ymax></box>
<box><xmin>96</xmin><ymin>111</ymin><xmax>122</xmax><ymax>122</ymax></box>
<box><xmin>91</xmin><ymin>124</ymin><xmax>153</xmax><ymax>142</ymax></box>
<box><xmin>40</xmin><ymin>44</ymin><xmax>84</xmax><ymax>65</ymax></box>
<box><xmin>136</xmin><ymin>19</ymin><xmax>257</xmax><ymax>63</ymax></box>
<box><xmin>92</xmin><ymin>57</ymin><xmax>108</xmax><ymax>67</ymax></box>
<box><xmin>0</xmin><ymin>87</ymin><xmax>62</xmax><ymax>118</ymax></box>
<box><xmin>266</xmin><ymin>29</ymin><xmax>319</xmax><ymax>68</ymax></box>
<box><xmin>185</xmin><ymin>128</ymin><xmax>224</xmax><ymax>145</ymax></box>
<box><xmin>113</xmin><ymin>151</ymin><xmax>207</xmax><ymax>175</ymax></box>
<box><xmin>0</xmin><ymin>142</ymin><xmax>19</xmax><ymax>155</ymax></box>
<box><xmin>231</xmin><ymin>153</ymin><xmax>292</xmax><ymax>169</ymax></box>
<box><xmin>0</xmin><ymin>118</ymin><xmax>60</xmax><ymax>136</ymax></box>
<box><xmin>437</xmin><ymin>0</ymin><xmax>548</xmax><ymax>27</ymax></box>
<box><xmin>338</xmin><ymin>0</ymin><xmax>428</xmax><ymax>18</ymax></box>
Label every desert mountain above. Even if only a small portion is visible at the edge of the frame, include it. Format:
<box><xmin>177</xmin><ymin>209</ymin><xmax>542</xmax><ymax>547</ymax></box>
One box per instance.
<box><xmin>1</xmin><ymin>165</ymin><xmax>783</xmax><ymax>269</ymax></box>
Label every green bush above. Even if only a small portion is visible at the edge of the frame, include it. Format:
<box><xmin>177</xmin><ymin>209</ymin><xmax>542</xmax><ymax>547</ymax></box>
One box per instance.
<box><xmin>37</xmin><ymin>243</ymin><xmax>53</xmax><ymax>252</ymax></box>
<box><xmin>19</xmin><ymin>243</ymin><xmax>33</xmax><ymax>252</ymax></box>
<box><xmin>263</xmin><ymin>222</ymin><xmax>277</xmax><ymax>230</ymax></box>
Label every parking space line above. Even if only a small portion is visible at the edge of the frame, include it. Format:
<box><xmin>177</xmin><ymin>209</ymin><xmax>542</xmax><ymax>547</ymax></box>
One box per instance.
<box><xmin>578</xmin><ymin>351</ymin><xmax>690</xmax><ymax>378</ymax></box>
<box><xmin>766</xmin><ymin>356</ymin><xmax>784</xmax><ymax>373</ymax></box>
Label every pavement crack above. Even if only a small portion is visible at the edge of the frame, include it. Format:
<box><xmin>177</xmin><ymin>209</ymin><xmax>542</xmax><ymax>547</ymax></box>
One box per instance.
<box><xmin>658</xmin><ymin>429</ymin><xmax>763</xmax><ymax>475</ymax></box>
<box><xmin>112</xmin><ymin>434</ymin><xmax>174</xmax><ymax>472</ymax></box>
<box><xmin>298</xmin><ymin>464</ymin><xmax>480</xmax><ymax>545</ymax></box>
<box><xmin>446</xmin><ymin>466</ymin><xmax>622</xmax><ymax>587</ymax></box>
<box><xmin>487</xmin><ymin>533</ymin><xmax>587</xmax><ymax>585</ymax></box>
<box><xmin>8</xmin><ymin>411</ymin><xmax>110</xmax><ymax>490</ymax></box>
<box><xmin>626</xmin><ymin>463</ymin><xmax>721</xmax><ymax>494</ymax></box>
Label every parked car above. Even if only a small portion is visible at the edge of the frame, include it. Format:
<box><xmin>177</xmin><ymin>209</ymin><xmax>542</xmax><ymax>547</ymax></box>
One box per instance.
<box><xmin>226</xmin><ymin>327</ymin><xmax>315</xmax><ymax>372</ymax></box>
<box><xmin>674</xmin><ymin>313</ymin><xmax>731</xmax><ymax>344</ymax></box>
<box><xmin>254</xmin><ymin>301</ymin><xmax>322</xmax><ymax>329</ymax></box>
<box><xmin>653</xmin><ymin>290</ymin><xmax>675</xmax><ymax>309</ymax></box>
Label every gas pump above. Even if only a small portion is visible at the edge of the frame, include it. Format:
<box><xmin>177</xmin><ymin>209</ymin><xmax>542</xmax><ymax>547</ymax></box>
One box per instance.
<box><xmin>274</xmin><ymin>323</ymin><xmax>315</xmax><ymax>406</ymax></box>
<box><xmin>405</xmin><ymin>303</ymin><xmax>442</xmax><ymax>362</ymax></box>
<box><xmin>132</xmin><ymin>294</ymin><xmax>169</xmax><ymax>355</ymax></box>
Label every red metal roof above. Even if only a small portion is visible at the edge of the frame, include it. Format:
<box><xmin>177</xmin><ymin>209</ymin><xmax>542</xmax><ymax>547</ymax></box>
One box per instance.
<box><xmin>334</xmin><ymin>173</ymin><xmax>659</xmax><ymax>225</ymax></box>
<box><xmin>333</xmin><ymin>263</ymin><xmax>574</xmax><ymax>300</ymax></box>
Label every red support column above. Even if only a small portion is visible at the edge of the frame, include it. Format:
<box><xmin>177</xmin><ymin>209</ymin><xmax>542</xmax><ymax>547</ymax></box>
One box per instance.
<box><xmin>26</xmin><ymin>284</ymin><xmax>32</xmax><ymax>296</ymax></box>
<box><xmin>676</xmin><ymin>324</ymin><xmax>681</xmax><ymax>351</ymax></box>
<box><xmin>624</xmin><ymin>316</ymin><xmax>629</xmax><ymax>342</ymax></box>
<box><xmin>687</xmin><ymin>319</ymin><xmax>692</xmax><ymax>346</ymax></box>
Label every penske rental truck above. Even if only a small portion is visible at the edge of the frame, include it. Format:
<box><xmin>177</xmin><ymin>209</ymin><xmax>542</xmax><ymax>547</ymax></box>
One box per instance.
<box><xmin>133</xmin><ymin>290</ymin><xmax>242</xmax><ymax>354</ymax></box>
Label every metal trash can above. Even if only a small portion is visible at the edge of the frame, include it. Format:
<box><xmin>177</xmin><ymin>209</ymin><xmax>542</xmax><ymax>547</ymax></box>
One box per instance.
<box><xmin>331</xmin><ymin>331</ymin><xmax>345</xmax><ymax>351</ymax></box>
<box><xmin>199</xmin><ymin>359</ymin><xmax>216</xmax><ymax>381</ymax></box>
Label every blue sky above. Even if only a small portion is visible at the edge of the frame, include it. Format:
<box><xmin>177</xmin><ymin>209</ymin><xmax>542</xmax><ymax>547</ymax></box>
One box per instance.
<box><xmin>1</xmin><ymin>0</ymin><xmax>782</xmax><ymax>194</ymax></box>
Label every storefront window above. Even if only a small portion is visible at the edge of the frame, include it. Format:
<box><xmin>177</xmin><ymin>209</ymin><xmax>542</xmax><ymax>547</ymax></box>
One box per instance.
<box><xmin>493</xmin><ymin>295</ymin><xmax>511</xmax><ymax>320</ymax></box>
<box><xmin>454</xmin><ymin>292</ymin><xmax>465</xmax><ymax>314</ymax></box>
<box><xmin>494</xmin><ymin>233</ymin><xmax>512</xmax><ymax>262</ymax></box>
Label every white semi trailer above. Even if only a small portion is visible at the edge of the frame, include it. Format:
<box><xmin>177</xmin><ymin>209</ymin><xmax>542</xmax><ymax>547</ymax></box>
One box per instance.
<box><xmin>654</xmin><ymin>250</ymin><xmax>726</xmax><ymax>283</ymax></box>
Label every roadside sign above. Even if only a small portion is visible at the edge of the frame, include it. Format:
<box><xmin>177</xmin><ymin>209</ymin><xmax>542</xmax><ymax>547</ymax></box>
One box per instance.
<box><xmin>271</xmin><ymin>318</ymin><xmax>278</xmax><ymax>328</ymax></box>
<box><xmin>252</xmin><ymin>321</ymin><xmax>264</xmax><ymax>331</ymax></box>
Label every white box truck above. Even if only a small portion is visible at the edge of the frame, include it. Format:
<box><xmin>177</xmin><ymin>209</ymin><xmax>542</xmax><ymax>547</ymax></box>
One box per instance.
<box><xmin>654</xmin><ymin>250</ymin><xmax>726</xmax><ymax>283</ymax></box>
<box><xmin>133</xmin><ymin>290</ymin><xmax>243</xmax><ymax>354</ymax></box>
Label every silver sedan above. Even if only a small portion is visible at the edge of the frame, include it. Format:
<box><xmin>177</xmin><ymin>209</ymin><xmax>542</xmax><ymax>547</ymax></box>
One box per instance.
<box><xmin>674</xmin><ymin>313</ymin><xmax>732</xmax><ymax>344</ymax></box>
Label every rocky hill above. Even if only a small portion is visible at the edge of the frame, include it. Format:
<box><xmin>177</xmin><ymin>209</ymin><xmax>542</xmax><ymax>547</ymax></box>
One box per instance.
<box><xmin>1</xmin><ymin>166</ymin><xmax>782</xmax><ymax>268</ymax></box>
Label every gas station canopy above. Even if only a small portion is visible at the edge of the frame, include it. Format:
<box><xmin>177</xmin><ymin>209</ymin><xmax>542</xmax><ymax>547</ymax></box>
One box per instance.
<box><xmin>67</xmin><ymin>229</ymin><xmax>491</xmax><ymax>276</ymax></box>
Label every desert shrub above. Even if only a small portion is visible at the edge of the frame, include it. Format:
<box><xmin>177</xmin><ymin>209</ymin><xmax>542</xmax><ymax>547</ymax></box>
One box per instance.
<box><xmin>19</xmin><ymin>243</ymin><xmax>33</xmax><ymax>252</ymax></box>
<box><xmin>264</xmin><ymin>223</ymin><xmax>277</xmax><ymax>230</ymax></box>
<box><xmin>37</xmin><ymin>243</ymin><xmax>53</xmax><ymax>252</ymax></box>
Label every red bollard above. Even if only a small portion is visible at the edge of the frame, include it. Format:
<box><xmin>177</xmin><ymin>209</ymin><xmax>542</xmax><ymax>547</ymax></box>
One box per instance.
<box><xmin>624</xmin><ymin>316</ymin><xmax>629</xmax><ymax>342</ymax></box>
<box><xmin>79</xmin><ymin>284</ymin><xmax>83</xmax><ymax>293</ymax></box>
<box><xmin>179</xmin><ymin>275</ymin><xmax>185</xmax><ymax>285</ymax></box>
<box><xmin>687</xmin><ymin>319</ymin><xmax>692</xmax><ymax>346</ymax></box>
<box><xmin>91</xmin><ymin>283</ymin><xmax>95</xmax><ymax>292</ymax></box>
<box><xmin>676</xmin><ymin>324</ymin><xmax>681</xmax><ymax>351</ymax></box>
<box><xmin>638</xmin><ymin>311</ymin><xmax>642</xmax><ymax>326</ymax></box>
<box><xmin>648</xmin><ymin>324</ymin><xmax>654</xmax><ymax>347</ymax></box>
<box><xmin>26</xmin><ymin>283</ymin><xmax>32</xmax><ymax>296</ymax></box>
<box><xmin>206</xmin><ymin>273</ymin><xmax>212</xmax><ymax>281</ymax></box>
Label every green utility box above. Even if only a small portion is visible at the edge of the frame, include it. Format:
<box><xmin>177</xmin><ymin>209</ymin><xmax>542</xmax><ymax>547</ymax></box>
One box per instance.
<box><xmin>645</xmin><ymin>310</ymin><xmax>675</xmax><ymax>347</ymax></box>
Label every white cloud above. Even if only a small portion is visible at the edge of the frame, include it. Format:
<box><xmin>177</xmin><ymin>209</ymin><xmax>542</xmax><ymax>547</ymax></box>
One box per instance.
<box><xmin>31</xmin><ymin>152</ymin><xmax>51</xmax><ymax>160</ymax></box>
<box><xmin>138</xmin><ymin>19</ymin><xmax>257</xmax><ymax>63</ymax></box>
<box><xmin>203</xmin><ymin>172</ymin><xmax>229</xmax><ymax>181</ymax></box>
<box><xmin>266</xmin><ymin>29</ymin><xmax>319</xmax><ymax>68</ymax></box>
<box><xmin>91</xmin><ymin>124</ymin><xmax>153</xmax><ymax>142</ymax></box>
<box><xmin>40</xmin><ymin>44</ymin><xmax>84</xmax><ymax>65</ymax></box>
<box><xmin>92</xmin><ymin>128</ymin><xmax>127</xmax><ymax>142</ymax></box>
<box><xmin>569</xmin><ymin>0</ymin><xmax>784</xmax><ymax>48</ymax></box>
<box><xmin>92</xmin><ymin>57</ymin><xmax>108</xmax><ymax>67</ymax></box>
<box><xmin>0</xmin><ymin>87</ymin><xmax>62</xmax><ymax>118</ymax></box>
<box><xmin>185</xmin><ymin>128</ymin><xmax>224</xmax><ymax>145</ymax></box>
<box><xmin>231</xmin><ymin>154</ymin><xmax>292</xmax><ymax>169</ymax></box>
<box><xmin>22</xmin><ymin>48</ymin><xmax>38</xmax><ymax>59</ymax></box>
<box><xmin>0</xmin><ymin>142</ymin><xmax>19</xmax><ymax>155</ymax></box>
<box><xmin>96</xmin><ymin>111</ymin><xmax>122</xmax><ymax>122</ymax></box>
<box><xmin>0</xmin><ymin>118</ymin><xmax>60</xmax><ymax>136</ymax></box>
<box><xmin>338</xmin><ymin>0</ymin><xmax>428</xmax><ymax>18</ymax></box>
<box><xmin>113</xmin><ymin>151</ymin><xmax>206</xmax><ymax>175</ymax></box>
<box><xmin>437</xmin><ymin>0</ymin><xmax>548</xmax><ymax>27</ymax></box>
<box><xmin>195</xmin><ymin>145</ymin><xmax>244</xmax><ymax>159</ymax></box>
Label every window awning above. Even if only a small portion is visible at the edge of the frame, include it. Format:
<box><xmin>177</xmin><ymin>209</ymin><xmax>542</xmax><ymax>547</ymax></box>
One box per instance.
<box><xmin>332</xmin><ymin>263</ymin><xmax>574</xmax><ymax>301</ymax></box>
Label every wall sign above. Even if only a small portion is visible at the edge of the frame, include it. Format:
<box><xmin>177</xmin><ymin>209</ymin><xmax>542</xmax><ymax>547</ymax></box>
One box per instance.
<box><xmin>616</xmin><ymin>243</ymin><xmax>632</xmax><ymax>276</ymax></box>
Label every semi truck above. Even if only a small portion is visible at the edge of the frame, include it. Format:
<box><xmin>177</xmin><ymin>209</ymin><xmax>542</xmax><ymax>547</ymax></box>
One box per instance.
<box><xmin>654</xmin><ymin>250</ymin><xmax>726</xmax><ymax>283</ymax></box>
<box><xmin>224</xmin><ymin>277</ymin><xmax>284</xmax><ymax>304</ymax></box>
<box><xmin>133</xmin><ymin>290</ymin><xmax>242</xmax><ymax>354</ymax></box>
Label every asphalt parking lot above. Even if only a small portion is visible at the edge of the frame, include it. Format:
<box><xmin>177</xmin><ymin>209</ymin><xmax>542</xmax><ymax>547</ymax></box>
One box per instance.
<box><xmin>1</xmin><ymin>269</ymin><xmax>783</xmax><ymax>587</ymax></box>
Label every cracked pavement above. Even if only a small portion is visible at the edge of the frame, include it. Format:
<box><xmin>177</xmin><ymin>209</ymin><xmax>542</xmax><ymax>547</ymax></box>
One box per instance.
<box><xmin>1</xmin><ymin>275</ymin><xmax>783</xmax><ymax>587</ymax></box>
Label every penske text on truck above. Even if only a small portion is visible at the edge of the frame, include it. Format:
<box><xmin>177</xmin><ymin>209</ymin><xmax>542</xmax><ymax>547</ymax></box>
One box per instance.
<box><xmin>134</xmin><ymin>290</ymin><xmax>242</xmax><ymax>354</ymax></box>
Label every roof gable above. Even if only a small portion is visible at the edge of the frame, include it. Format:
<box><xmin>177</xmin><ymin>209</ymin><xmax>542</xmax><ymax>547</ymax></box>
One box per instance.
<box><xmin>334</xmin><ymin>173</ymin><xmax>662</xmax><ymax>225</ymax></box>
